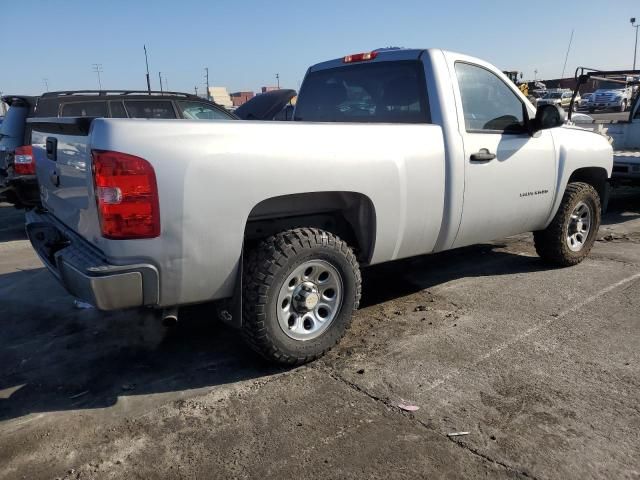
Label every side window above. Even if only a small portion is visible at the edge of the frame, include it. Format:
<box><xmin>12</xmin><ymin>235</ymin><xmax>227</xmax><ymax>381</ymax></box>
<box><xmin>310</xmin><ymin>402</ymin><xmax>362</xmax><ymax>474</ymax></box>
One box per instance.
<box><xmin>109</xmin><ymin>101</ymin><xmax>127</xmax><ymax>118</ymax></box>
<box><xmin>177</xmin><ymin>101</ymin><xmax>232</xmax><ymax>120</ymax></box>
<box><xmin>455</xmin><ymin>62</ymin><xmax>525</xmax><ymax>132</ymax></box>
<box><xmin>123</xmin><ymin>100</ymin><xmax>176</xmax><ymax>119</ymax></box>
<box><xmin>60</xmin><ymin>101</ymin><xmax>108</xmax><ymax>117</ymax></box>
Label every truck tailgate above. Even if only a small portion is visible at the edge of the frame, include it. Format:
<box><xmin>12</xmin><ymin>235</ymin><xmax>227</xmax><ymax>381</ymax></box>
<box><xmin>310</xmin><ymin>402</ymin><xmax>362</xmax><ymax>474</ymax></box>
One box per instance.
<box><xmin>29</xmin><ymin>117</ymin><xmax>97</xmax><ymax>237</ymax></box>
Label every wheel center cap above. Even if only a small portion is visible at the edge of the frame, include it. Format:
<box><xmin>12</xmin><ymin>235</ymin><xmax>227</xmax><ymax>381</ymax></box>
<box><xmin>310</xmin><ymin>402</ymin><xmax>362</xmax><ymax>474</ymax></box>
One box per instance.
<box><xmin>293</xmin><ymin>282</ymin><xmax>319</xmax><ymax>312</ymax></box>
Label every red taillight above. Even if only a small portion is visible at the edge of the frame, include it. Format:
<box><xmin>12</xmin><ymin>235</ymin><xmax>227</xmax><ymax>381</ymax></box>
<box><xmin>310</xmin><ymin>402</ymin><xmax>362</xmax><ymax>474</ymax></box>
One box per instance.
<box><xmin>92</xmin><ymin>150</ymin><xmax>160</xmax><ymax>239</ymax></box>
<box><xmin>14</xmin><ymin>146</ymin><xmax>35</xmax><ymax>175</ymax></box>
<box><xmin>343</xmin><ymin>51</ymin><xmax>378</xmax><ymax>63</ymax></box>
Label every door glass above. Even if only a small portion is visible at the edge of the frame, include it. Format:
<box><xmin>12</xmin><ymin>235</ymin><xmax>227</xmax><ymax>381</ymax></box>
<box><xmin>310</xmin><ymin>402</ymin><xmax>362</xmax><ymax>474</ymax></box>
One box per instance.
<box><xmin>109</xmin><ymin>101</ymin><xmax>127</xmax><ymax>118</ymax></box>
<box><xmin>60</xmin><ymin>101</ymin><xmax>108</xmax><ymax>117</ymax></box>
<box><xmin>455</xmin><ymin>63</ymin><xmax>524</xmax><ymax>132</ymax></box>
<box><xmin>177</xmin><ymin>101</ymin><xmax>233</xmax><ymax>120</ymax></box>
<box><xmin>124</xmin><ymin>100</ymin><xmax>176</xmax><ymax>118</ymax></box>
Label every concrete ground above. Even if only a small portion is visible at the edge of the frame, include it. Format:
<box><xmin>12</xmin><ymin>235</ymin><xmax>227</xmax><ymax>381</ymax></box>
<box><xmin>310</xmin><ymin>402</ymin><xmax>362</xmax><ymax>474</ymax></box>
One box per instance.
<box><xmin>0</xmin><ymin>188</ymin><xmax>639</xmax><ymax>480</ymax></box>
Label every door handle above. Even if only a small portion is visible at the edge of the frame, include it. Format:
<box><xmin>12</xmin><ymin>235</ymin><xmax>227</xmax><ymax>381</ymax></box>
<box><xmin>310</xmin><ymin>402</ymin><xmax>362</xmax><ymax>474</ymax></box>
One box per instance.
<box><xmin>470</xmin><ymin>148</ymin><xmax>496</xmax><ymax>162</ymax></box>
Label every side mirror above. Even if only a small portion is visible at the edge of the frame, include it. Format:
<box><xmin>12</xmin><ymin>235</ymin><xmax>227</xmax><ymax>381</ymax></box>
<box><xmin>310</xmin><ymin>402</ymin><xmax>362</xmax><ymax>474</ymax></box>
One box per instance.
<box><xmin>531</xmin><ymin>104</ymin><xmax>566</xmax><ymax>134</ymax></box>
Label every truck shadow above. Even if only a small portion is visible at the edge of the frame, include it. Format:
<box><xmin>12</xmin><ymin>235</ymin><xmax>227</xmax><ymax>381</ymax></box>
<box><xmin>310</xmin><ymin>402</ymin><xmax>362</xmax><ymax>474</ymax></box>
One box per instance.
<box><xmin>0</xmin><ymin>239</ymin><xmax>550</xmax><ymax>422</ymax></box>
<box><xmin>0</xmin><ymin>204</ymin><xmax>27</xmax><ymax>243</ymax></box>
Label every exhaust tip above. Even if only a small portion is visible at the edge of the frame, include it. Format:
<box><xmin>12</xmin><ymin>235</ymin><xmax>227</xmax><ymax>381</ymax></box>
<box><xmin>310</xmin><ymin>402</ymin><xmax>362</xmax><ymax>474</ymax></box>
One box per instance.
<box><xmin>161</xmin><ymin>307</ymin><xmax>179</xmax><ymax>327</ymax></box>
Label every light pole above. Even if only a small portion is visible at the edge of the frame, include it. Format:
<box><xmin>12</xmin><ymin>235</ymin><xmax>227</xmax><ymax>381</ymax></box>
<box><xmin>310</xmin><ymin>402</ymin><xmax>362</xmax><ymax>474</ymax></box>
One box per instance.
<box><xmin>144</xmin><ymin>45</ymin><xmax>152</xmax><ymax>93</ymax></box>
<box><xmin>205</xmin><ymin>67</ymin><xmax>211</xmax><ymax>100</ymax></box>
<box><xmin>631</xmin><ymin>18</ymin><xmax>639</xmax><ymax>70</ymax></box>
<box><xmin>158</xmin><ymin>72</ymin><xmax>163</xmax><ymax>93</ymax></box>
<box><xmin>276</xmin><ymin>73</ymin><xmax>280</xmax><ymax>89</ymax></box>
<box><xmin>43</xmin><ymin>78</ymin><xmax>49</xmax><ymax>92</ymax></box>
<box><xmin>92</xmin><ymin>64</ymin><xmax>103</xmax><ymax>89</ymax></box>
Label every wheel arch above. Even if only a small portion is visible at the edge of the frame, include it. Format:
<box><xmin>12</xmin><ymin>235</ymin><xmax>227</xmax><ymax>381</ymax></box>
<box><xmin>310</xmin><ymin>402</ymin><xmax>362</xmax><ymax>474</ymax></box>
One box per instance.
<box><xmin>567</xmin><ymin>167</ymin><xmax>610</xmax><ymax>212</ymax></box>
<box><xmin>243</xmin><ymin>191</ymin><xmax>377</xmax><ymax>264</ymax></box>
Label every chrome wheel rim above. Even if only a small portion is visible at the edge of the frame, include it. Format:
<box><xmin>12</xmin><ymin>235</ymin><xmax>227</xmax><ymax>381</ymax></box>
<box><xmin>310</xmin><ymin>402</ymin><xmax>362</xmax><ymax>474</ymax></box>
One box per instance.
<box><xmin>276</xmin><ymin>260</ymin><xmax>343</xmax><ymax>341</ymax></box>
<box><xmin>566</xmin><ymin>201</ymin><xmax>592</xmax><ymax>252</ymax></box>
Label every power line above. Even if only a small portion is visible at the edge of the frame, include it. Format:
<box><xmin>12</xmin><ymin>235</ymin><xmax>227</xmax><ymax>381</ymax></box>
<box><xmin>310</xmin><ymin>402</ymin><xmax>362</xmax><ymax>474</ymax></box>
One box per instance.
<box><xmin>92</xmin><ymin>64</ymin><xmax>103</xmax><ymax>89</ymax></box>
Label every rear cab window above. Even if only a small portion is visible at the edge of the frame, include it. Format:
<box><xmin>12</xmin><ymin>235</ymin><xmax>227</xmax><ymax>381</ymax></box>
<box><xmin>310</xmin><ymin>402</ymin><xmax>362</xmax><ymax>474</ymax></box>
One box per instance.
<box><xmin>294</xmin><ymin>61</ymin><xmax>430</xmax><ymax>123</ymax></box>
<box><xmin>124</xmin><ymin>100</ymin><xmax>176</xmax><ymax>119</ymax></box>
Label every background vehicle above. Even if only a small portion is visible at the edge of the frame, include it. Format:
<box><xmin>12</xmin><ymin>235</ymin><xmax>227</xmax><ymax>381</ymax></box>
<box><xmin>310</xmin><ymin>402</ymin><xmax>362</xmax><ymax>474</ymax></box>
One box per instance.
<box><xmin>569</xmin><ymin>68</ymin><xmax>640</xmax><ymax>185</ymax></box>
<box><xmin>579</xmin><ymin>92</ymin><xmax>593</xmax><ymax>110</ymax></box>
<box><xmin>537</xmin><ymin>90</ymin><xmax>577</xmax><ymax>111</ymax></box>
<box><xmin>1</xmin><ymin>89</ymin><xmax>289</xmax><ymax>208</ymax></box>
<box><xmin>27</xmin><ymin>48</ymin><xmax>612</xmax><ymax>365</ymax></box>
<box><xmin>587</xmin><ymin>75</ymin><xmax>638</xmax><ymax>113</ymax></box>
<box><xmin>503</xmin><ymin>70</ymin><xmax>529</xmax><ymax>96</ymax></box>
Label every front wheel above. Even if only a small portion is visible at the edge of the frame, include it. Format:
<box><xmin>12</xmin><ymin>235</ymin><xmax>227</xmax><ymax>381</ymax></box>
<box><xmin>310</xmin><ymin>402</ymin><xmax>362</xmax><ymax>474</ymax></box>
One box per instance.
<box><xmin>242</xmin><ymin>228</ymin><xmax>361</xmax><ymax>365</ymax></box>
<box><xmin>533</xmin><ymin>182</ymin><xmax>601</xmax><ymax>266</ymax></box>
<box><xmin>620</xmin><ymin>100</ymin><xmax>627</xmax><ymax>112</ymax></box>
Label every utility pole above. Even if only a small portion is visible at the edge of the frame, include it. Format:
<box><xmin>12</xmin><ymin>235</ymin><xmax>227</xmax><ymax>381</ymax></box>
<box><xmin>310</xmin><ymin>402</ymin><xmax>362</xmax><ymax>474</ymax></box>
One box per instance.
<box><xmin>276</xmin><ymin>73</ymin><xmax>280</xmax><ymax>89</ymax></box>
<box><xmin>534</xmin><ymin>69</ymin><xmax>538</xmax><ymax>81</ymax></box>
<box><xmin>159</xmin><ymin>72</ymin><xmax>163</xmax><ymax>93</ymax></box>
<box><xmin>144</xmin><ymin>45</ymin><xmax>152</xmax><ymax>94</ymax></box>
<box><xmin>194</xmin><ymin>86</ymin><xmax>198</xmax><ymax>96</ymax></box>
<box><xmin>164</xmin><ymin>75</ymin><xmax>168</xmax><ymax>91</ymax></box>
<box><xmin>205</xmin><ymin>67</ymin><xmax>211</xmax><ymax>100</ymax></box>
<box><xmin>560</xmin><ymin>29</ymin><xmax>574</xmax><ymax>84</ymax></box>
<box><xmin>43</xmin><ymin>78</ymin><xmax>49</xmax><ymax>92</ymax></box>
<box><xmin>631</xmin><ymin>18</ymin><xmax>639</xmax><ymax>70</ymax></box>
<box><xmin>92</xmin><ymin>64</ymin><xmax>103</xmax><ymax>90</ymax></box>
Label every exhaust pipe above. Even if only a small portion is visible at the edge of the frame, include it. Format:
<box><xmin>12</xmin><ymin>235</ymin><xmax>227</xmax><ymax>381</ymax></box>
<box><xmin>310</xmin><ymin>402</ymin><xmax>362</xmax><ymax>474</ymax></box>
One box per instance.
<box><xmin>161</xmin><ymin>307</ymin><xmax>179</xmax><ymax>327</ymax></box>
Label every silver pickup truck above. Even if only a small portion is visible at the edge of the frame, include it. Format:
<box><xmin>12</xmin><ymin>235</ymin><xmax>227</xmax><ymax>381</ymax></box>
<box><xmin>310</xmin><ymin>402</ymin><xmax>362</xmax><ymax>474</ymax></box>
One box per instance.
<box><xmin>26</xmin><ymin>48</ymin><xmax>613</xmax><ymax>364</ymax></box>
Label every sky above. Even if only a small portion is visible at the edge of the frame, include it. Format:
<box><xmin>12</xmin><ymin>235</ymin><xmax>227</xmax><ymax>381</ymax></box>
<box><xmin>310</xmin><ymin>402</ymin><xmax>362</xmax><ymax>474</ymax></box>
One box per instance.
<box><xmin>1</xmin><ymin>0</ymin><xmax>639</xmax><ymax>96</ymax></box>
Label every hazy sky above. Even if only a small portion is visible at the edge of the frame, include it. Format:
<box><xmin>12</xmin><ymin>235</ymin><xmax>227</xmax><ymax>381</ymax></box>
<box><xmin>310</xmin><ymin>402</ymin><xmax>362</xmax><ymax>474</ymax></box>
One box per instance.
<box><xmin>1</xmin><ymin>0</ymin><xmax>639</xmax><ymax>95</ymax></box>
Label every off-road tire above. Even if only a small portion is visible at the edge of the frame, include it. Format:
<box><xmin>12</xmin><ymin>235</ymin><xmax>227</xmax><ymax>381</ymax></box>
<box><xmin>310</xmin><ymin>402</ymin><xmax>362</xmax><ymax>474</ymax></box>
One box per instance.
<box><xmin>533</xmin><ymin>182</ymin><xmax>601</xmax><ymax>266</ymax></box>
<box><xmin>242</xmin><ymin>228</ymin><xmax>361</xmax><ymax>365</ymax></box>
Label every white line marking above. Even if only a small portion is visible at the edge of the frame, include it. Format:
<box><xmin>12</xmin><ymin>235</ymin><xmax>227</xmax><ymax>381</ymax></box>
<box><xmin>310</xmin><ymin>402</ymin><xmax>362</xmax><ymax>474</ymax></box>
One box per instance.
<box><xmin>426</xmin><ymin>271</ymin><xmax>640</xmax><ymax>391</ymax></box>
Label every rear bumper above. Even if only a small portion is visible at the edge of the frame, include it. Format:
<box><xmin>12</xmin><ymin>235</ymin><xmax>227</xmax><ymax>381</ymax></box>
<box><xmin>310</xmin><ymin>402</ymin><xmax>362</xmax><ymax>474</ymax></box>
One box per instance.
<box><xmin>25</xmin><ymin>210</ymin><xmax>159</xmax><ymax>310</ymax></box>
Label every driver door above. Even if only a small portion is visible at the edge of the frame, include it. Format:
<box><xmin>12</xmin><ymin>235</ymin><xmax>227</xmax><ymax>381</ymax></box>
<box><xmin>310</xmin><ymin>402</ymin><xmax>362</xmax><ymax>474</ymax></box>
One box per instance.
<box><xmin>452</xmin><ymin>62</ymin><xmax>557</xmax><ymax>248</ymax></box>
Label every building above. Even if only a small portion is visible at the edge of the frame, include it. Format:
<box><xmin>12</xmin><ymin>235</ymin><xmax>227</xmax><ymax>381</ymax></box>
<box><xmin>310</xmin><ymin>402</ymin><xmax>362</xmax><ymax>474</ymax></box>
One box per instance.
<box><xmin>261</xmin><ymin>86</ymin><xmax>279</xmax><ymax>93</ymax></box>
<box><xmin>230</xmin><ymin>91</ymin><xmax>254</xmax><ymax>107</ymax></box>
<box><xmin>208</xmin><ymin>86</ymin><xmax>233</xmax><ymax>108</ymax></box>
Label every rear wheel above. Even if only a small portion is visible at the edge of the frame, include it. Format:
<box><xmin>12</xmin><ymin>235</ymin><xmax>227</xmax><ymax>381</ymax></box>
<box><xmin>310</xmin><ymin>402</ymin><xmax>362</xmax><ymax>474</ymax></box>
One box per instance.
<box><xmin>533</xmin><ymin>182</ymin><xmax>601</xmax><ymax>266</ymax></box>
<box><xmin>242</xmin><ymin>228</ymin><xmax>361</xmax><ymax>365</ymax></box>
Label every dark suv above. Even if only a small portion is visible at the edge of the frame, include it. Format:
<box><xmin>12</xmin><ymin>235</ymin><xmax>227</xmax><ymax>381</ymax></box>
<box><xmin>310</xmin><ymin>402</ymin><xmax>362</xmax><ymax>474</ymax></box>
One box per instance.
<box><xmin>0</xmin><ymin>90</ymin><xmax>235</xmax><ymax>208</ymax></box>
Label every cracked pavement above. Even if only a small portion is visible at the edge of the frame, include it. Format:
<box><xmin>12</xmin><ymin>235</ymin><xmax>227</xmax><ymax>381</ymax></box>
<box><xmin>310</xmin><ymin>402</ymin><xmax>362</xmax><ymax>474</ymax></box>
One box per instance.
<box><xmin>1</xmin><ymin>187</ymin><xmax>639</xmax><ymax>479</ymax></box>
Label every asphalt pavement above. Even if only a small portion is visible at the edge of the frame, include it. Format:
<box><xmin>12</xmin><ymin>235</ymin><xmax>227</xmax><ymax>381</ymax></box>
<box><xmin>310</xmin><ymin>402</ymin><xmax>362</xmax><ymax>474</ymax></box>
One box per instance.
<box><xmin>0</xmin><ymin>188</ymin><xmax>639</xmax><ymax>480</ymax></box>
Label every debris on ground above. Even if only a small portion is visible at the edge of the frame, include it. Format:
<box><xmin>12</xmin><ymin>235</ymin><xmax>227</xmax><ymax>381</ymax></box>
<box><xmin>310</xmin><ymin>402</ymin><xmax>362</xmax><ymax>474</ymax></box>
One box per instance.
<box><xmin>397</xmin><ymin>403</ymin><xmax>420</xmax><ymax>412</ymax></box>
<box><xmin>73</xmin><ymin>300</ymin><xmax>94</xmax><ymax>309</ymax></box>
<box><xmin>69</xmin><ymin>390</ymin><xmax>89</xmax><ymax>399</ymax></box>
<box><xmin>447</xmin><ymin>431</ymin><xmax>470</xmax><ymax>437</ymax></box>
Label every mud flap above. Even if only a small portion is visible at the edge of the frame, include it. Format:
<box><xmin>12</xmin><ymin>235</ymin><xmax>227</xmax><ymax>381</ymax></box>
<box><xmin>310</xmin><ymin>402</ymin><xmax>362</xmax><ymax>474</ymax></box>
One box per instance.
<box><xmin>218</xmin><ymin>249</ymin><xmax>243</xmax><ymax>329</ymax></box>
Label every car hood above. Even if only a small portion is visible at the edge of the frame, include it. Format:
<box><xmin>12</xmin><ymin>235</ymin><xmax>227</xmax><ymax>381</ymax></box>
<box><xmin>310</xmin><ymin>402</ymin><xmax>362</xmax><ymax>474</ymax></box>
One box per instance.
<box><xmin>234</xmin><ymin>89</ymin><xmax>296</xmax><ymax>120</ymax></box>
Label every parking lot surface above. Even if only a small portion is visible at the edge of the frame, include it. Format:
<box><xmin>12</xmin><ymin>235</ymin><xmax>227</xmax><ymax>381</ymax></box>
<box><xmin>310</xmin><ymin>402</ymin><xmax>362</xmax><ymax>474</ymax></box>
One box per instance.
<box><xmin>1</xmin><ymin>189</ymin><xmax>639</xmax><ymax>480</ymax></box>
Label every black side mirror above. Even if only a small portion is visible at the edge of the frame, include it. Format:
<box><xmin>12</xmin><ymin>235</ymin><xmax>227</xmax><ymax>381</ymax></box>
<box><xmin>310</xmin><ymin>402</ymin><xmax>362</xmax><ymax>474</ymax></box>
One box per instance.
<box><xmin>530</xmin><ymin>104</ymin><xmax>566</xmax><ymax>134</ymax></box>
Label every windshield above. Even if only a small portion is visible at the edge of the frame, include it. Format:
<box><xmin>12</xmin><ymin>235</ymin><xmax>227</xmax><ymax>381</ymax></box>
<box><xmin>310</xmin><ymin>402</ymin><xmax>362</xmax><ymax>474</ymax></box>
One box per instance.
<box><xmin>596</xmin><ymin>81</ymin><xmax>626</xmax><ymax>90</ymax></box>
<box><xmin>294</xmin><ymin>61</ymin><xmax>429</xmax><ymax>123</ymax></box>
